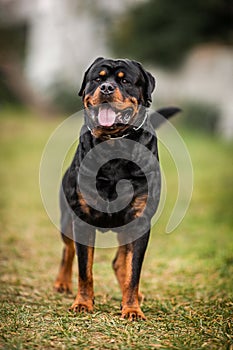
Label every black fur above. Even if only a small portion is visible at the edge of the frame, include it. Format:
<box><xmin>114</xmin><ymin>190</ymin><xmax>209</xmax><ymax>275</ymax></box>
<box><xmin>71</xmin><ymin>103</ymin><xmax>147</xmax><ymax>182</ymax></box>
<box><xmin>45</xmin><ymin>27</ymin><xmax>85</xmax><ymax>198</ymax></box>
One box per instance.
<box><xmin>56</xmin><ymin>58</ymin><xmax>180</xmax><ymax>319</ymax></box>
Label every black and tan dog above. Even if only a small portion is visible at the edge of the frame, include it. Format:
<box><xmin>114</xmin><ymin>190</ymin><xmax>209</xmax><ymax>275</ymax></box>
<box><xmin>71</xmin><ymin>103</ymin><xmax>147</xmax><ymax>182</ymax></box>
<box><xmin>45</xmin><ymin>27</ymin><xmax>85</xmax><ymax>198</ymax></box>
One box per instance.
<box><xmin>54</xmin><ymin>57</ymin><xmax>179</xmax><ymax>320</ymax></box>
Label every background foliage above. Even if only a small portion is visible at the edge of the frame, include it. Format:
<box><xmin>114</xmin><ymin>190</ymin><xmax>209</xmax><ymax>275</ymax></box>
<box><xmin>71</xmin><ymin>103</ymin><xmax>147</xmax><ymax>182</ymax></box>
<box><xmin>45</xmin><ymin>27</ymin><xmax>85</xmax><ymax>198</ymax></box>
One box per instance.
<box><xmin>111</xmin><ymin>0</ymin><xmax>233</xmax><ymax>68</ymax></box>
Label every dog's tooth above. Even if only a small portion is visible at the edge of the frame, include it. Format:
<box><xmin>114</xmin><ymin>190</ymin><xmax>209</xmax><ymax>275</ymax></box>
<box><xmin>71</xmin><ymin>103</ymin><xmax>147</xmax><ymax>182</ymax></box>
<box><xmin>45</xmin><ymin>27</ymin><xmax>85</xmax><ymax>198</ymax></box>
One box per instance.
<box><xmin>124</xmin><ymin>113</ymin><xmax>131</xmax><ymax>122</ymax></box>
<box><xmin>117</xmin><ymin>113</ymin><xmax>123</xmax><ymax>123</ymax></box>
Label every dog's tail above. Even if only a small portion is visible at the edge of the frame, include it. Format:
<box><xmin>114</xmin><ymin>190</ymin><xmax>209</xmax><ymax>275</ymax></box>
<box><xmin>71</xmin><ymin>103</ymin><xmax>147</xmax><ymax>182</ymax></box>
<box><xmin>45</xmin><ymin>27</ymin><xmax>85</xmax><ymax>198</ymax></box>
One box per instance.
<box><xmin>150</xmin><ymin>107</ymin><xmax>182</xmax><ymax>129</ymax></box>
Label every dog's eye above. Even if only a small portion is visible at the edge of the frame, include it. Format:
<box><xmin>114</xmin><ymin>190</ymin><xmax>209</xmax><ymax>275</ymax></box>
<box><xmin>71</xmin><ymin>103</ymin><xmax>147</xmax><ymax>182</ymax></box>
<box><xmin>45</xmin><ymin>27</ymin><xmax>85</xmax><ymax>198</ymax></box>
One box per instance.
<box><xmin>95</xmin><ymin>77</ymin><xmax>102</xmax><ymax>83</ymax></box>
<box><xmin>122</xmin><ymin>78</ymin><xmax>129</xmax><ymax>84</ymax></box>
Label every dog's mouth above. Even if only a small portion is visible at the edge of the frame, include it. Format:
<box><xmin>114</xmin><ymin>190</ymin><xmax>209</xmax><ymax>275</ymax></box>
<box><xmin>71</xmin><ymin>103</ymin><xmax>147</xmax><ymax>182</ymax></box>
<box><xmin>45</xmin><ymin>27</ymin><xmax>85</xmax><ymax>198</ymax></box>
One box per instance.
<box><xmin>87</xmin><ymin>103</ymin><xmax>134</xmax><ymax>128</ymax></box>
<box><xmin>98</xmin><ymin>105</ymin><xmax>133</xmax><ymax>127</ymax></box>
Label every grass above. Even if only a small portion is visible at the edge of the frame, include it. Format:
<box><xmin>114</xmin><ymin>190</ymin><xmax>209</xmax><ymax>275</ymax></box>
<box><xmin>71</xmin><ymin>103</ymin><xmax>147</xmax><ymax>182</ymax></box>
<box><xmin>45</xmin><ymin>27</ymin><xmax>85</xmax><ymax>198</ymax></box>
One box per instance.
<box><xmin>0</xmin><ymin>109</ymin><xmax>232</xmax><ymax>349</ymax></box>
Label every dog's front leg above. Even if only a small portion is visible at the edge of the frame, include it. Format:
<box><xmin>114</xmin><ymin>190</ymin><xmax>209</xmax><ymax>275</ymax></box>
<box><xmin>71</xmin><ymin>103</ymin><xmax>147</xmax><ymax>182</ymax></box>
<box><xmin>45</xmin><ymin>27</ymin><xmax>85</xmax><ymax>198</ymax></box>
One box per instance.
<box><xmin>69</xmin><ymin>224</ymin><xmax>95</xmax><ymax>313</ymax></box>
<box><xmin>121</xmin><ymin>230</ymin><xmax>150</xmax><ymax>321</ymax></box>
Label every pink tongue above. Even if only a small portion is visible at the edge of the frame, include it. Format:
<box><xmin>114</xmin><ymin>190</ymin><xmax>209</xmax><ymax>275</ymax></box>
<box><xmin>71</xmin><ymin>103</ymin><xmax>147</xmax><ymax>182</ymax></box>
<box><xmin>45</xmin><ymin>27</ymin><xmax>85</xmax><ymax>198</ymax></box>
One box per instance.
<box><xmin>98</xmin><ymin>107</ymin><xmax>116</xmax><ymax>126</ymax></box>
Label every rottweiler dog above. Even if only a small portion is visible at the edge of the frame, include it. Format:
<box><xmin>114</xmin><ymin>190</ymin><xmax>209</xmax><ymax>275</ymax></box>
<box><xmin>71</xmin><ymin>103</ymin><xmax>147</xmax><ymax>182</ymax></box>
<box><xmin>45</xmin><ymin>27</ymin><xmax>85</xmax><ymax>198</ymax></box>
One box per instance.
<box><xmin>54</xmin><ymin>57</ymin><xmax>180</xmax><ymax>320</ymax></box>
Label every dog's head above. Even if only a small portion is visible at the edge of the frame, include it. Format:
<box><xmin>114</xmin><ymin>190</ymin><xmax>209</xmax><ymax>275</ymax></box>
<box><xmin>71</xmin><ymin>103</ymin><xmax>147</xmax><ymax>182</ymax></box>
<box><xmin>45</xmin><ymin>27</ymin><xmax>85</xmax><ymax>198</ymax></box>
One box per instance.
<box><xmin>79</xmin><ymin>57</ymin><xmax>155</xmax><ymax>138</ymax></box>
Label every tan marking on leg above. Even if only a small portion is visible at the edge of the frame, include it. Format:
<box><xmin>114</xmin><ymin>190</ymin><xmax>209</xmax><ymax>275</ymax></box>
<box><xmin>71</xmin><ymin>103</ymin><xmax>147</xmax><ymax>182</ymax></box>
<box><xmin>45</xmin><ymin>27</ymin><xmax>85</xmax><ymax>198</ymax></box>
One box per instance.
<box><xmin>132</xmin><ymin>194</ymin><xmax>148</xmax><ymax>218</ymax></box>
<box><xmin>113</xmin><ymin>246</ymin><xmax>127</xmax><ymax>293</ymax></box>
<box><xmin>121</xmin><ymin>245</ymin><xmax>146</xmax><ymax>321</ymax></box>
<box><xmin>77</xmin><ymin>191</ymin><xmax>90</xmax><ymax>215</ymax></box>
<box><xmin>54</xmin><ymin>238</ymin><xmax>75</xmax><ymax>294</ymax></box>
<box><xmin>70</xmin><ymin>246</ymin><xmax>94</xmax><ymax>313</ymax></box>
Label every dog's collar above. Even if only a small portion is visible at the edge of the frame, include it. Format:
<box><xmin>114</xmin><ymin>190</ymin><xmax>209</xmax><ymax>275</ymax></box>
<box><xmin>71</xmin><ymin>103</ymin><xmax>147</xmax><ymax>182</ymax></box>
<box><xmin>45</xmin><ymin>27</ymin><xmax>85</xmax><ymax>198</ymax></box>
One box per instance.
<box><xmin>87</xmin><ymin>113</ymin><xmax>148</xmax><ymax>140</ymax></box>
<box><xmin>133</xmin><ymin>113</ymin><xmax>148</xmax><ymax>131</ymax></box>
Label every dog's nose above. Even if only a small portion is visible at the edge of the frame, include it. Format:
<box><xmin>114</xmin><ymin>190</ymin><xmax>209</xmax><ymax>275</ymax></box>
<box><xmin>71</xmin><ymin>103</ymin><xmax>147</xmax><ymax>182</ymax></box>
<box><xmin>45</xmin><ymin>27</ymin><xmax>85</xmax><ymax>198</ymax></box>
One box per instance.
<box><xmin>100</xmin><ymin>82</ymin><xmax>115</xmax><ymax>95</ymax></box>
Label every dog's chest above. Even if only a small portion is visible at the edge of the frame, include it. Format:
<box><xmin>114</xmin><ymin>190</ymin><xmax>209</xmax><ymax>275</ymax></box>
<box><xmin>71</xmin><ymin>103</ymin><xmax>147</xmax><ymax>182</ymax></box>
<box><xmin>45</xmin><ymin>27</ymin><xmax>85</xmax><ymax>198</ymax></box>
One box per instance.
<box><xmin>95</xmin><ymin>159</ymin><xmax>147</xmax><ymax>201</ymax></box>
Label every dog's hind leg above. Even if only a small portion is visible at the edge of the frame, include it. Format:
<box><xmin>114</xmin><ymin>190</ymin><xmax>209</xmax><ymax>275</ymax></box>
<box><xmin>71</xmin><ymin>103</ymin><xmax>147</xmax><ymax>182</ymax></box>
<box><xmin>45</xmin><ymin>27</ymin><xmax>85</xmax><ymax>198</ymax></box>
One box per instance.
<box><xmin>69</xmin><ymin>223</ymin><xmax>96</xmax><ymax>313</ymax></box>
<box><xmin>54</xmin><ymin>229</ymin><xmax>75</xmax><ymax>294</ymax></box>
<box><xmin>54</xmin><ymin>235</ymin><xmax>75</xmax><ymax>294</ymax></box>
<box><xmin>54</xmin><ymin>190</ymin><xmax>75</xmax><ymax>294</ymax></box>
<box><xmin>112</xmin><ymin>245</ymin><xmax>127</xmax><ymax>295</ymax></box>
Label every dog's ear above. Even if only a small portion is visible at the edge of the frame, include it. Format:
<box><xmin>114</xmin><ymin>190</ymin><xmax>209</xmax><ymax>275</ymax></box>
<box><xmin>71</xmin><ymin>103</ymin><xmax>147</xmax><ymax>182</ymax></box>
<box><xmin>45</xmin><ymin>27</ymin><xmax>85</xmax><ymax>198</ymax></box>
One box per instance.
<box><xmin>132</xmin><ymin>60</ymin><xmax>156</xmax><ymax>107</ymax></box>
<box><xmin>78</xmin><ymin>57</ymin><xmax>104</xmax><ymax>97</ymax></box>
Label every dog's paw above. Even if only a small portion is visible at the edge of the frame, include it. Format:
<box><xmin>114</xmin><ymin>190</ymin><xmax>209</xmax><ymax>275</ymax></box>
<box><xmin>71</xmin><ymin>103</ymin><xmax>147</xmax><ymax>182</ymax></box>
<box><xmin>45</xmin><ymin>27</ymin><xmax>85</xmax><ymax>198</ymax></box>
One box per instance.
<box><xmin>138</xmin><ymin>291</ymin><xmax>145</xmax><ymax>305</ymax></box>
<box><xmin>121</xmin><ymin>306</ymin><xmax>146</xmax><ymax>321</ymax></box>
<box><xmin>69</xmin><ymin>299</ymin><xmax>94</xmax><ymax>314</ymax></box>
<box><xmin>54</xmin><ymin>280</ymin><xmax>73</xmax><ymax>294</ymax></box>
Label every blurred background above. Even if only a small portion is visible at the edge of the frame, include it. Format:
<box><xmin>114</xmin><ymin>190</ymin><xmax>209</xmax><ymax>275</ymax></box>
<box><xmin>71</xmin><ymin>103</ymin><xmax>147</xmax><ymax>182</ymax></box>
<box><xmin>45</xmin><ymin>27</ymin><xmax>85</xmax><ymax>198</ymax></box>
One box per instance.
<box><xmin>0</xmin><ymin>2</ymin><xmax>233</xmax><ymax>348</ymax></box>
<box><xmin>0</xmin><ymin>0</ymin><xmax>232</xmax><ymax>137</ymax></box>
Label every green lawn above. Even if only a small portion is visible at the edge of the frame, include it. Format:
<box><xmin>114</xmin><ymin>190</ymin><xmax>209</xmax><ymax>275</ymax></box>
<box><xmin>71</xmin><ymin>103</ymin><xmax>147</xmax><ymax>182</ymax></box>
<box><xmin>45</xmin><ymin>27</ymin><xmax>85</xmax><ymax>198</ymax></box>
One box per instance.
<box><xmin>0</xmin><ymin>110</ymin><xmax>232</xmax><ymax>349</ymax></box>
